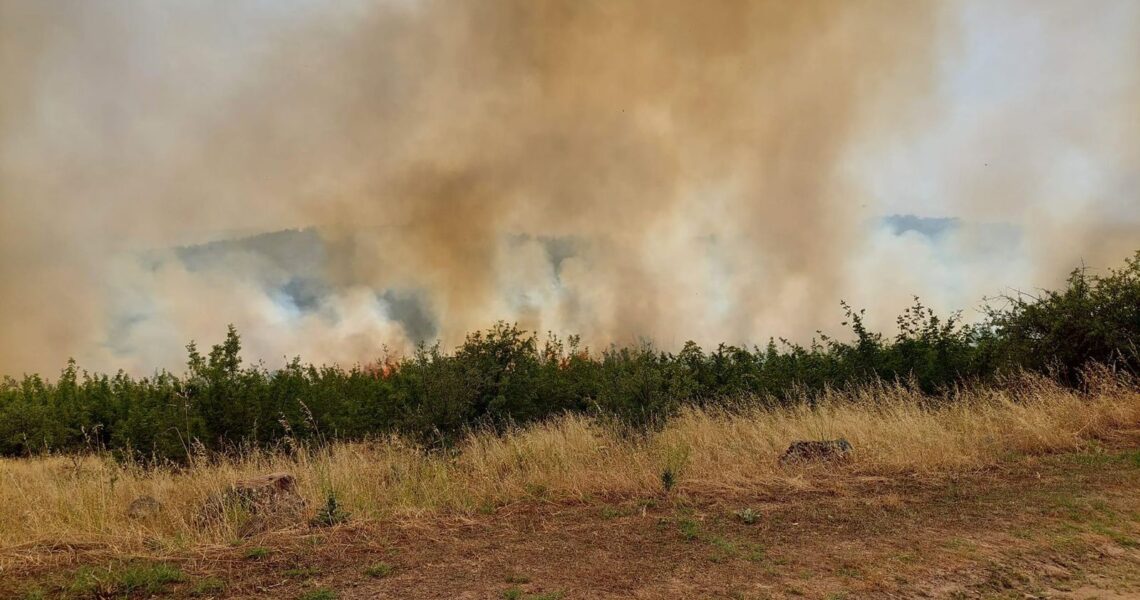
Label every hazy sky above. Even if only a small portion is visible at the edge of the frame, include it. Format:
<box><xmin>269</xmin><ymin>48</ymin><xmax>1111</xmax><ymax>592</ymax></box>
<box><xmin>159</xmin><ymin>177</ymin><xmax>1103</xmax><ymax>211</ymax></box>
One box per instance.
<box><xmin>1</xmin><ymin>0</ymin><xmax>1137</xmax><ymax>375</ymax></box>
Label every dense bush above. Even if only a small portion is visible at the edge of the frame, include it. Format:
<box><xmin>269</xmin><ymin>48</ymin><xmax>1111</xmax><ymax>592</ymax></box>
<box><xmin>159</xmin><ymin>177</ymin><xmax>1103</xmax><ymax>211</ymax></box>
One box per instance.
<box><xmin>1</xmin><ymin>251</ymin><xmax>1137</xmax><ymax>461</ymax></box>
<box><xmin>984</xmin><ymin>252</ymin><xmax>1140</xmax><ymax>383</ymax></box>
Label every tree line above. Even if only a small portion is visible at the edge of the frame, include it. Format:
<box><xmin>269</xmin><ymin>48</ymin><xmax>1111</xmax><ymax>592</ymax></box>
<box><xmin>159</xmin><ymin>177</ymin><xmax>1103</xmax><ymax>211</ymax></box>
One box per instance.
<box><xmin>2</xmin><ymin>251</ymin><xmax>1137</xmax><ymax>461</ymax></box>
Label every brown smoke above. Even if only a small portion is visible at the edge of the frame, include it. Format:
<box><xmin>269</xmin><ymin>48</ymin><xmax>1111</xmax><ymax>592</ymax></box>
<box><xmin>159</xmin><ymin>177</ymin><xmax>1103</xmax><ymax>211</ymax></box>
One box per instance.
<box><xmin>272</xmin><ymin>0</ymin><xmax>939</xmax><ymax>348</ymax></box>
<box><xmin>1</xmin><ymin>1</ymin><xmax>1136</xmax><ymax>375</ymax></box>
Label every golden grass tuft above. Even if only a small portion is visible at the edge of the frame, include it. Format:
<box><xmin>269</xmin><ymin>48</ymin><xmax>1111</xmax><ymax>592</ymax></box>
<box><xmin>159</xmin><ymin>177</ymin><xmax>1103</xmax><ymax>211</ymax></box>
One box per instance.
<box><xmin>2</xmin><ymin>371</ymin><xmax>1138</xmax><ymax>552</ymax></box>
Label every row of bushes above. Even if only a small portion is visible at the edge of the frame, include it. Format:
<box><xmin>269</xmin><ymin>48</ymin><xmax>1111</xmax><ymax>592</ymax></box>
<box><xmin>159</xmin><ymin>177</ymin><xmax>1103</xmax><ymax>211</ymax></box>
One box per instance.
<box><xmin>2</xmin><ymin>251</ymin><xmax>1138</xmax><ymax>461</ymax></box>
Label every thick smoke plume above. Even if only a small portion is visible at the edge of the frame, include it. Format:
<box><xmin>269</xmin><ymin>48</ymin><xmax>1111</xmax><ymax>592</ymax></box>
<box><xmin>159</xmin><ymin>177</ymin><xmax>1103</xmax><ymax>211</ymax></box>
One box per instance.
<box><xmin>1</xmin><ymin>1</ymin><xmax>1137</xmax><ymax>374</ymax></box>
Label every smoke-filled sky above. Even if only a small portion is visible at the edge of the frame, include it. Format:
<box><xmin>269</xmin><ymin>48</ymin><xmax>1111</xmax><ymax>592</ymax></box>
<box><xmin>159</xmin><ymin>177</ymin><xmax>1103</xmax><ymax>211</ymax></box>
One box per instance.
<box><xmin>1</xmin><ymin>0</ymin><xmax>1138</xmax><ymax>375</ymax></box>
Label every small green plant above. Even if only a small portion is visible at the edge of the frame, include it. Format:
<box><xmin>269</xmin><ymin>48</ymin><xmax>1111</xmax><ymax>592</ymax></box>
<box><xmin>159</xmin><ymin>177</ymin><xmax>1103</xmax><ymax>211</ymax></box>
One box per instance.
<box><xmin>708</xmin><ymin>536</ymin><xmax>739</xmax><ymax>563</ymax></box>
<box><xmin>943</xmin><ymin>537</ymin><xmax>979</xmax><ymax>555</ymax></box>
<box><xmin>20</xmin><ymin>589</ymin><xmax>45</xmax><ymax>600</ymax></box>
<box><xmin>502</xmin><ymin>587</ymin><xmax>524</xmax><ymax>600</ymax></box>
<box><xmin>661</xmin><ymin>468</ymin><xmax>676</xmax><ymax>492</ymax></box>
<box><xmin>192</xmin><ymin>577</ymin><xmax>226</xmax><ymax>595</ymax></box>
<box><xmin>365</xmin><ymin>562</ymin><xmax>393</xmax><ymax>578</ymax></box>
<box><xmin>69</xmin><ymin>567</ymin><xmax>105</xmax><ymax>596</ymax></box>
<box><xmin>661</xmin><ymin>442</ymin><xmax>691</xmax><ymax>494</ymax></box>
<box><xmin>746</xmin><ymin>543</ymin><xmax>768</xmax><ymax>563</ymax></box>
<box><xmin>70</xmin><ymin>563</ymin><xmax>186</xmax><ymax>597</ymax></box>
<box><xmin>311</xmin><ymin>491</ymin><xmax>351</xmax><ymax>527</ymax></box>
<box><xmin>735</xmin><ymin>507</ymin><xmax>760</xmax><ymax>525</ymax></box>
<box><xmin>678</xmin><ymin>518</ymin><xmax>700</xmax><ymax>541</ymax></box>
<box><xmin>299</xmin><ymin>588</ymin><xmax>337</xmax><ymax>600</ymax></box>
<box><xmin>600</xmin><ymin>505</ymin><xmax>630</xmax><ymax>520</ymax></box>
<box><xmin>285</xmin><ymin>566</ymin><xmax>322</xmax><ymax>578</ymax></box>
<box><xmin>118</xmin><ymin>563</ymin><xmax>186</xmax><ymax>594</ymax></box>
<box><xmin>244</xmin><ymin>546</ymin><xmax>271</xmax><ymax>560</ymax></box>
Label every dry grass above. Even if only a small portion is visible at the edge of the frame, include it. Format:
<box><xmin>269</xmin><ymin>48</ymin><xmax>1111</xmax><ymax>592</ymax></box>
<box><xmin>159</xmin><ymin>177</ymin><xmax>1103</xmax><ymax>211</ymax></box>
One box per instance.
<box><xmin>2</xmin><ymin>372</ymin><xmax>1138</xmax><ymax>553</ymax></box>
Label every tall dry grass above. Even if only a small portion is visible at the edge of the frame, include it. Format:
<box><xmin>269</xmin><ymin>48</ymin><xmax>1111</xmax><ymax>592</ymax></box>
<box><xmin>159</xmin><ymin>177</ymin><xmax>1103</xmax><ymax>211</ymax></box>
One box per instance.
<box><xmin>2</xmin><ymin>372</ymin><xmax>1138</xmax><ymax>552</ymax></box>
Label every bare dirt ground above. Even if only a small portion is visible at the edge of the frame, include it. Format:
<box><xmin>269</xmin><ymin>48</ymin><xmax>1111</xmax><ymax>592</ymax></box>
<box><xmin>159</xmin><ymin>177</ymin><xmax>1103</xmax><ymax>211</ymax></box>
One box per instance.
<box><xmin>5</xmin><ymin>432</ymin><xmax>1140</xmax><ymax>599</ymax></box>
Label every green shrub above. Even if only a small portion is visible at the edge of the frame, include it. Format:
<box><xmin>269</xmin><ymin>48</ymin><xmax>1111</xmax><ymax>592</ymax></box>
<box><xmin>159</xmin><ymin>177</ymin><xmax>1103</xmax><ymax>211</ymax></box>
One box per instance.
<box><xmin>2</xmin><ymin>251</ymin><xmax>1137</xmax><ymax>462</ymax></box>
<box><xmin>661</xmin><ymin>468</ymin><xmax>676</xmax><ymax>493</ymax></box>
<box><xmin>311</xmin><ymin>491</ymin><xmax>350</xmax><ymax>527</ymax></box>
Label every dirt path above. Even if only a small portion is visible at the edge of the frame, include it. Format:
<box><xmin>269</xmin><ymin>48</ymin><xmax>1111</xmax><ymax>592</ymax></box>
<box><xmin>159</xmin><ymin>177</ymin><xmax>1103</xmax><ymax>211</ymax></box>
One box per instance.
<box><xmin>5</xmin><ymin>438</ymin><xmax>1140</xmax><ymax>599</ymax></box>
